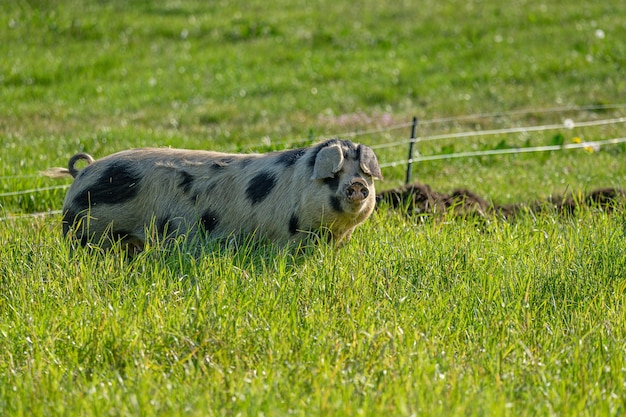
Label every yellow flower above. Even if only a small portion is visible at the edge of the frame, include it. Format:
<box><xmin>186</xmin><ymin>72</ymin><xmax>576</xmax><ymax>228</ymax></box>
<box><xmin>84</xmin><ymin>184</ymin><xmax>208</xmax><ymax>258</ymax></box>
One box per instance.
<box><xmin>572</xmin><ymin>136</ymin><xmax>596</xmax><ymax>153</ymax></box>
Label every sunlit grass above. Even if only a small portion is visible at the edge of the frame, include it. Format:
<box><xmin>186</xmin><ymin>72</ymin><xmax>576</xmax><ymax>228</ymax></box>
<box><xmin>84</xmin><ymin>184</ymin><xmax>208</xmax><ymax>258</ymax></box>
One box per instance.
<box><xmin>1</xmin><ymin>0</ymin><xmax>626</xmax><ymax>415</ymax></box>
<box><xmin>1</xmin><ymin>208</ymin><xmax>625</xmax><ymax>416</ymax></box>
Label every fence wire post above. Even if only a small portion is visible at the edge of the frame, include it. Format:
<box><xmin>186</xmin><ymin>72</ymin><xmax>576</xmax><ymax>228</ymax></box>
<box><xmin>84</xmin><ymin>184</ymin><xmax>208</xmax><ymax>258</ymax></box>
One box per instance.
<box><xmin>405</xmin><ymin>116</ymin><xmax>419</xmax><ymax>184</ymax></box>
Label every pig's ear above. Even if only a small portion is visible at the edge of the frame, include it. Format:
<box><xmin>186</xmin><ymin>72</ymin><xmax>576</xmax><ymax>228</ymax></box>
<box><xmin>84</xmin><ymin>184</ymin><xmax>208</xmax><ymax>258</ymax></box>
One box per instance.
<box><xmin>359</xmin><ymin>146</ymin><xmax>383</xmax><ymax>180</ymax></box>
<box><xmin>312</xmin><ymin>144</ymin><xmax>344</xmax><ymax>179</ymax></box>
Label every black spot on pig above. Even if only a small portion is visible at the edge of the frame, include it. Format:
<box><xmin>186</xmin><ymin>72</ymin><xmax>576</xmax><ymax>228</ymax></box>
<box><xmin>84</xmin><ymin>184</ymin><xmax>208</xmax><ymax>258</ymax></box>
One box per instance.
<box><xmin>157</xmin><ymin>217</ymin><xmax>170</xmax><ymax>236</ymax></box>
<box><xmin>277</xmin><ymin>148</ymin><xmax>307</xmax><ymax>167</ymax></box>
<box><xmin>112</xmin><ymin>230</ymin><xmax>133</xmax><ymax>241</ymax></box>
<box><xmin>73</xmin><ymin>162</ymin><xmax>141</xmax><ymax>209</ymax></box>
<box><xmin>178</xmin><ymin>171</ymin><xmax>194</xmax><ymax>194</ymax></box>
<box><xmin>200</xmin><ymin>210</ymin><xmax>219</xmax><ymax>234</ymax></box>
<box><xmin>62</xmin><ymin>208</ymin><xmax>77</xmax><ymax>237</ymax></box>
<box><xmin>246</xmin><ymin>171</ymin><xmax>277</xmax><ymax>205</ymax></box>
<box><xmin>323</xmin><ymin>176</ymin><xmax>341</xmax><ymax>192</ymax></box>
<box><xmin>289</xmin><ymin>213</ymin><xmax>300</xmax><ymax>235</ymax></box>
<box><xmin>329</xmin><ymin>196</ymin><xmax>343</xmax><ymax>213</ymax></box>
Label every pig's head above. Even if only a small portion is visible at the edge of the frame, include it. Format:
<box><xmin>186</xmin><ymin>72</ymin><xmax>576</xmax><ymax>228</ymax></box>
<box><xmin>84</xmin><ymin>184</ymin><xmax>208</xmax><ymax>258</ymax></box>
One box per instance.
<box><xmin>312</xmin><ymin>140</ymin><xmax>383</xmax><ymax>214</ymax></box>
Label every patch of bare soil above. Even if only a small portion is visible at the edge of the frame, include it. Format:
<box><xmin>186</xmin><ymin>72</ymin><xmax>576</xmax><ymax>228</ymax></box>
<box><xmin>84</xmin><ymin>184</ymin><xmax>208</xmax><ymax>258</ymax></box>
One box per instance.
<box><xmin>376</xmin><ymin>183</ymin><xmax>626</xmax><ymax>218</ymax></box>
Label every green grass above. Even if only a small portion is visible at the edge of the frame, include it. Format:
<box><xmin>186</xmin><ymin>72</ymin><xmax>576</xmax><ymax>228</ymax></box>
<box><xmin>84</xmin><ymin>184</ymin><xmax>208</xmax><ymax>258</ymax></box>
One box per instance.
<box><xmin>1</xmin><ymin>0</ymin><xmax>626</xmax><ymax>415</ymax></box>
<box><xmin>1</xmin><ymin>0</ymin><xmax>626</xmax><ymax>211</ymax></box>
<box><xmin>2</xmin><ymin>210</ymin><xmax>626</xmax><ymax>416</ymax></box>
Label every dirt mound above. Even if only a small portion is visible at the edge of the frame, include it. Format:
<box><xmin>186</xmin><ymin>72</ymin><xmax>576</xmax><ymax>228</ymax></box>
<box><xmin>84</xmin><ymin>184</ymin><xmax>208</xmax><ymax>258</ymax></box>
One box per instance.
<box><xmin>376</xmin><ymin>183</ymin><xmax>626</xmax><ymax>218</ymax></box>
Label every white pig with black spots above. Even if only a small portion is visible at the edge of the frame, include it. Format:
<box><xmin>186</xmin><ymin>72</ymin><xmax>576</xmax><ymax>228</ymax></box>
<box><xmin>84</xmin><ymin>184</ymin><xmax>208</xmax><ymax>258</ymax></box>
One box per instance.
<box><xmin>51</xmin><ymin>139</ymin><xmax>382</xmax><ymax>251</ymax></box>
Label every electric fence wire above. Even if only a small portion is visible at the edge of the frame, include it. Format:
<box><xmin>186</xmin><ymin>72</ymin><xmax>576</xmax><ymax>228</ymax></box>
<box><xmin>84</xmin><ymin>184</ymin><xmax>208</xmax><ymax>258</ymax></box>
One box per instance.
<box><xmin>1</xmin><ymin>103</ymin><xmax>625</xmax><ymax>220</ymax></box>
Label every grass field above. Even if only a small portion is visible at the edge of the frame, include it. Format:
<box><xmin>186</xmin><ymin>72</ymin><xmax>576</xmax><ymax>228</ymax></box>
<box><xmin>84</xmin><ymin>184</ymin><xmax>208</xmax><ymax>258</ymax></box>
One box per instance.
<box><xmin>1</xmin><ymin>0</ymin><xmax>626</xmax><ymax>415</ymax></box>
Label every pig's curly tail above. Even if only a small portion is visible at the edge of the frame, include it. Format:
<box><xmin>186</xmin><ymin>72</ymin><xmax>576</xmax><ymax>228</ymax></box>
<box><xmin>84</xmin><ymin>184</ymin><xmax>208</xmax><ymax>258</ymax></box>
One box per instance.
<box><xmin>68</xmin><ymin>153</ymin><xmax>95</xmax><ymax>178</ymax></box>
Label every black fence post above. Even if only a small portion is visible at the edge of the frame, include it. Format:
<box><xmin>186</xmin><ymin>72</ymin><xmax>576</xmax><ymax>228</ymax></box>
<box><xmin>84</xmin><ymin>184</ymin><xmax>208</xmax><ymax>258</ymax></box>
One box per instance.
<box><xmin>405</xmin><ymin>116</ymin><xmax>419</xmax><ymax>184</ymax></box>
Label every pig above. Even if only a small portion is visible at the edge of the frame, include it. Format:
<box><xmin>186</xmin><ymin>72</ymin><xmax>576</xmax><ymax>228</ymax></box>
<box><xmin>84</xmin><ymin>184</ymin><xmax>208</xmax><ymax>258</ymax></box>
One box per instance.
<box><xmin>55</xmin><ymin>139</ymin><xmax>382</xmax><ymax>251</ymax></box>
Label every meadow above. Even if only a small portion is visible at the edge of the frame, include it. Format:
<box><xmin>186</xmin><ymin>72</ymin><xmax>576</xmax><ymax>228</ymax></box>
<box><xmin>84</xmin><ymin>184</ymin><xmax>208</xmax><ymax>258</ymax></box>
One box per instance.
<box><xmin>1</xmin><ymin>0</ymin><xmax>626</xmax><ymax>415</ymax></box>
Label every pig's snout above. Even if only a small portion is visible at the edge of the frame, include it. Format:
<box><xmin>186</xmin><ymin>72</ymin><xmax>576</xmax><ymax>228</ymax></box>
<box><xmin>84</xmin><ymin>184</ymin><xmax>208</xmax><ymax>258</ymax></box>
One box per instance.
<box><xmin>346</xmin><ymin>179</ymin><xmax>370</xmax><ymax>203</ymax></box>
